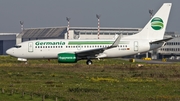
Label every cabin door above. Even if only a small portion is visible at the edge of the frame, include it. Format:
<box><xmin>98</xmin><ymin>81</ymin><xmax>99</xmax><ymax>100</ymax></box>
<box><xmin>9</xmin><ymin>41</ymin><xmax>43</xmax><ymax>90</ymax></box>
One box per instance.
<box><xmin>134</xmin><ymin>41</ymin><xmax>138</xmax><ymax>51</ymax></box>
<box><xmin>28</xmin><ymin>42</ymin><xmax>33</xmax><ymax>52</ymax></box>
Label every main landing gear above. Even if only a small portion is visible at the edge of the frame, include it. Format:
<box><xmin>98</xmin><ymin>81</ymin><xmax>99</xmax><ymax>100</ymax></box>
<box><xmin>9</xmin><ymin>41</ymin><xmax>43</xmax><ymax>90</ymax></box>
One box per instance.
<box><xmin>86</xmin><ymin>60</ymin><xmax>93</xmax><ymax>65</ymax></box>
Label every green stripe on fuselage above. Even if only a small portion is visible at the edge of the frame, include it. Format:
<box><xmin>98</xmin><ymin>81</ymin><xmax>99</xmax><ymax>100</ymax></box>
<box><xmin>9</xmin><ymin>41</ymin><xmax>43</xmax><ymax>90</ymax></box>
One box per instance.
<box><xmin>68</xmin><ymin>41</ymin><xmax>129</xmax><ymax>45</ymax></box>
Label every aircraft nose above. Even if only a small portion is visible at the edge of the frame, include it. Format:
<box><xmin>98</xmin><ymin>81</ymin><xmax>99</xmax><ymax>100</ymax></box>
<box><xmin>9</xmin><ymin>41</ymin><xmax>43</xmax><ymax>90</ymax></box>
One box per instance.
<box><xmin>6</xmin><ymin>48</ymin><xmax>13</xmax><ymax>55</ymax></box>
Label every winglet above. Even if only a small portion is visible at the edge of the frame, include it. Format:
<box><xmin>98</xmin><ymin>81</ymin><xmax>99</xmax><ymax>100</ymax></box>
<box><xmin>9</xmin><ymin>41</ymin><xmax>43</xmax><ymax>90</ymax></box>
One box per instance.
<box><xmin>112</xmin><ymin>34</ymin><xmax>122</xmax><ymax>46</ymax></box>
<box><xmin>107</xmin><ymin>34</ymin><xmax>122</xmax><ymax>49</ymax></box>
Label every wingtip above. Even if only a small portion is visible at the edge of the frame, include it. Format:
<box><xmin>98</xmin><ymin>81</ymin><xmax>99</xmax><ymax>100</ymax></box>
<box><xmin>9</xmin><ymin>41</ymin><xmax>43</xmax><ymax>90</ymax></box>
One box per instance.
<box><xmin>163</xmin><ymin>3</ymin><xmax>172</xmax><ymax>6</ymax></box>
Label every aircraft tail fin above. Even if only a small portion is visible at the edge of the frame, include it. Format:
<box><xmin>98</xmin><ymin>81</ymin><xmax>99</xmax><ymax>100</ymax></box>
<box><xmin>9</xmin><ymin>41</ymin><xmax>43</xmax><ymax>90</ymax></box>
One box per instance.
<box><xmin>128</xmin><ymin>3</ymin><xmax>172</xmax><ymax>41</ymax></box>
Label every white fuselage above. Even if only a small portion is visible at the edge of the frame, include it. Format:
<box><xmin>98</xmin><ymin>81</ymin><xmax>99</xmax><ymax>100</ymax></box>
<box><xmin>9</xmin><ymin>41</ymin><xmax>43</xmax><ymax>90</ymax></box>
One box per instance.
<box><xmin>6</xmin><ymin>39</ymin><xmax>161</xmax><ymax>60</ymax></box>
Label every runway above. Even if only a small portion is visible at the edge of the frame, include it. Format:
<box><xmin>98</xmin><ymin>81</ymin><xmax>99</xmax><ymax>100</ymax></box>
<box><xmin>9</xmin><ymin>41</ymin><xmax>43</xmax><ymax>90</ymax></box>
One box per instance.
<box><xmin>121</xmin><ymin>58</ymin><xmax>176</xmax><ymax>64</ymax></box>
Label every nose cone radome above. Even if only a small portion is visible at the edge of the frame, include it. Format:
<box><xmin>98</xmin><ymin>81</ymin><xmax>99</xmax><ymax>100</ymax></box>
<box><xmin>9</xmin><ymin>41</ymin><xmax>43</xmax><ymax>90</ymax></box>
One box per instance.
<box><xmin>6</xmin><ymin>48</ymin><xmax>13</xmax><ymax>55</ymax></box>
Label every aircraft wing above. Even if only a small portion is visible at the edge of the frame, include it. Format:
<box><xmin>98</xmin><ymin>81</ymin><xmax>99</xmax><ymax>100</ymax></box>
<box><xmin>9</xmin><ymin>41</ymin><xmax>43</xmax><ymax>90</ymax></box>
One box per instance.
<box><xmin>150</xmin><ymin>37</ymin><xmax>173</xmax><ymax>44</ymax></box>
<box><xmin>75</xmin><ymin>47</ymin><xmax>105</xmax><ymax>58</ymax></box>
<box><xmin>75</xmin><ymin>35</ymin><xmax>122</xmax><ymax>59</ymax></box>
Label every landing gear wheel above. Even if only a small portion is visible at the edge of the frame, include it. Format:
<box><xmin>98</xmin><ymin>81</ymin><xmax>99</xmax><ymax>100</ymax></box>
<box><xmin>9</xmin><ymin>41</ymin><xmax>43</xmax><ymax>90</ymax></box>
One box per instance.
<box><xmin>86</xmin><ymin>60</ymin><xmax>93</xmax><ymax>65</ymax></box>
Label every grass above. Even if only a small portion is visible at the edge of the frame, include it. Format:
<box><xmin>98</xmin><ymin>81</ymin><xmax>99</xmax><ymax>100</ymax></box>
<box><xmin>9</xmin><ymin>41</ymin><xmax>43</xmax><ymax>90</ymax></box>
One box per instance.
<box><xmin>0</xmin><ymin>55</ymin><xmax>180</xmax><ymax>101</ymax></box>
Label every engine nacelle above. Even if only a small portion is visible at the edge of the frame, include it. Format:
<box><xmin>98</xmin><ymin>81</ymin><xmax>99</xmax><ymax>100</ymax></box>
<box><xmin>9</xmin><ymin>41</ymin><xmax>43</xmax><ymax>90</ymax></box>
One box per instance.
<box><xmin>58</xmin><ymin>53</ymin><xmax>77</xmax><ymax>63</ymax></box>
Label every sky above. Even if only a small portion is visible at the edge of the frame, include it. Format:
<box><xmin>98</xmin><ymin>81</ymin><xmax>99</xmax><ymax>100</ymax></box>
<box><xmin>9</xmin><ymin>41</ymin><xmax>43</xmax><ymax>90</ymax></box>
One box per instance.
<box><xmin>0</xmin><ymin>0</ymin><xmax>179</xmax><ymax>33</ymax></box>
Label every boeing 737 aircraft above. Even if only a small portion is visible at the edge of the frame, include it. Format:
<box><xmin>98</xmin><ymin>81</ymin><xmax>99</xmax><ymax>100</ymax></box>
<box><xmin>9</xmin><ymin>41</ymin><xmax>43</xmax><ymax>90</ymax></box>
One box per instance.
<box><xmin>6</xmin><ymin>3</ymin><xmax>172</xmax><ymax>65</ymax></box>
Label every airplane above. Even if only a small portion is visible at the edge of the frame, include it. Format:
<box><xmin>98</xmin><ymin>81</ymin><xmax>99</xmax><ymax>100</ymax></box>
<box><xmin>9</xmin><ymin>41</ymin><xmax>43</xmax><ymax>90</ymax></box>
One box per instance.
<box><xmin>6</xmin><ymin>3</ymin><xmax>172</xmax><ymax>65</ymax></box>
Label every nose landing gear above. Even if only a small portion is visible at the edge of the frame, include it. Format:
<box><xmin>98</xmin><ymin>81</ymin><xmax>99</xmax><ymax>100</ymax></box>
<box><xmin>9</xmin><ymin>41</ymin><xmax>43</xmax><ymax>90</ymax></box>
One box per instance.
<box><xmin>86</xmin><ymin>60</ymin><xmax>93</xmax><ymax>65</ymax></box>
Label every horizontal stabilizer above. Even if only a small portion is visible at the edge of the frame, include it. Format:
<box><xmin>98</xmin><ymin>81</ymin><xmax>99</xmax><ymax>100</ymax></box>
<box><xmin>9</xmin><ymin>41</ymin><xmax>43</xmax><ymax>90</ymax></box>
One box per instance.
<box><xmin>150</xmin><ymin>37</ymin><xmax>173</xmax><ymax>44</ymax></box>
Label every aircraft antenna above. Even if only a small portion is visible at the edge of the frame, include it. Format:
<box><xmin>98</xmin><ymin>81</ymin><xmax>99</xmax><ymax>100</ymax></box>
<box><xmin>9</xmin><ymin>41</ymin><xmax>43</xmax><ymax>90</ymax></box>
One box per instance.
<box><xmin>66</xmin><ymin>17</ymin><xmax>71</xmax><ymax>39</ymax></box>
<box><xmin>96</xmin><ymin>14</ymin><xmax>101</xmax><ymax>39</ymax></box>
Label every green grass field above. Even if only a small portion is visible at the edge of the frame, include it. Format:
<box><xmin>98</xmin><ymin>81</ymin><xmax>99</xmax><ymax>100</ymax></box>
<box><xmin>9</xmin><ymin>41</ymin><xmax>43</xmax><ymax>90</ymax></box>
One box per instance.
<box><xmin>0</xmin><ymin>56</ymin><xmax>180</xmax><ymax>101</ymax></box>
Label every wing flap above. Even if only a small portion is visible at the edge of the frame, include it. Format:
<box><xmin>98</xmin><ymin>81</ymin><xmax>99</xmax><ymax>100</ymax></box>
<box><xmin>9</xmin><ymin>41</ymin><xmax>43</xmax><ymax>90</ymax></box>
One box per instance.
<box><xmin>75</xmin><ymin>47</ymin><xmax>105</xmax><ymax>58</ymax></box>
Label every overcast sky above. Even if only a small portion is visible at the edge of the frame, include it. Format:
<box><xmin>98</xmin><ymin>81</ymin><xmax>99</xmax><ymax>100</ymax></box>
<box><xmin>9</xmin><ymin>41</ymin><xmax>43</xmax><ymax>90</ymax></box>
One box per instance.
<box><xmin>0</xmin><ymin>0</ymin><xmax>179</xmax><ymax>33</ymax></box>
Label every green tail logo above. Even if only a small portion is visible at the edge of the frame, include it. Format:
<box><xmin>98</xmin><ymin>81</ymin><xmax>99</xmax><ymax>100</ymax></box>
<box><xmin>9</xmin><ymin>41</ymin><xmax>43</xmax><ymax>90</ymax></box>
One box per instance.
<box><xmin>151</xmin><ymin>17</ymin><xmax>164</xmax><ymax>30</ymax></box>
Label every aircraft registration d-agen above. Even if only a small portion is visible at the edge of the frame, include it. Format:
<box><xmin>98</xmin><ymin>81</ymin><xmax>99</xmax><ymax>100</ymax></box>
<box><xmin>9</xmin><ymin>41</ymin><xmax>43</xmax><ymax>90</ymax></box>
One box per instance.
<box><xmin>6</xmin><ymin>3</ymin><xmax>172</xmax><ymax>65</ymax></box>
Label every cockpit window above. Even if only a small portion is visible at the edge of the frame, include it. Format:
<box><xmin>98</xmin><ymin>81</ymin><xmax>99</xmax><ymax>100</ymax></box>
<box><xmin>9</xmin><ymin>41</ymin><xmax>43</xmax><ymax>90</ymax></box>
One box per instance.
<box><xmin>14</xmin><ymin>45</ymin><xmax>21</xmax><ymax>48</ymax></box>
